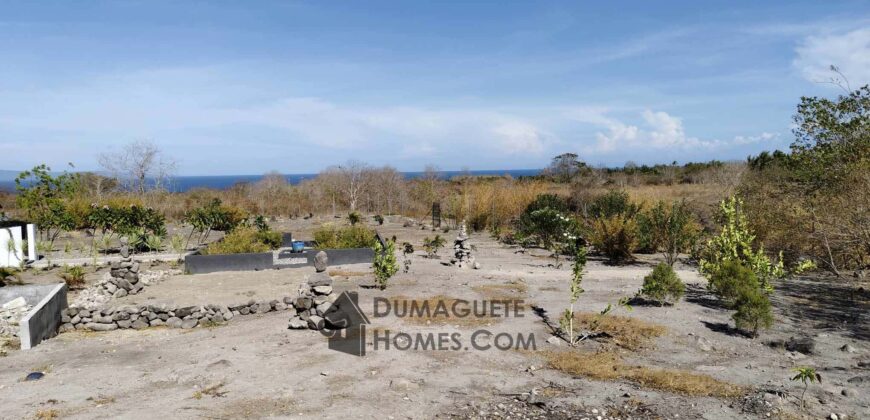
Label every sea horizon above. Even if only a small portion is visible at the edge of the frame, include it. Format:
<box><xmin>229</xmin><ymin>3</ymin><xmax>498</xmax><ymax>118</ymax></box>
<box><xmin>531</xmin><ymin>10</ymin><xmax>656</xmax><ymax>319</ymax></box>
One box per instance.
<box><xmin>0</xmin><ymin>168</ymin><xmax>544</xmax><ymax>193</ymax></box>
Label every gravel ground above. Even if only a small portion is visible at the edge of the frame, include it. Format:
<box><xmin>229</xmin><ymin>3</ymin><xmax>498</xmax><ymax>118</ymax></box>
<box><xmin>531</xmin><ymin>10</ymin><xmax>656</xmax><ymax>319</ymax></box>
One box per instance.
<box><xmin>0</xmin><ymin>218</ymin><xmax>867</xmax><ymax>419</ymax></box>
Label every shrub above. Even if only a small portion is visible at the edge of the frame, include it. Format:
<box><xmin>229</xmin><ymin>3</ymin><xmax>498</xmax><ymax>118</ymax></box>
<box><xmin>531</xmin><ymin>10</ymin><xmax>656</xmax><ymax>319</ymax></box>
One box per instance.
<box><xmin>732</xmin><ymin>284</ymin><xmax>774</xmax><ymax>338</ymax></box>
<box><xmin>202</xmin><ymin>226</ymin><xmax>280</xmax><ymax>255</ymax></box>
<box><xmin>373</xmin><ymin>214</ymin><xmax>384</xmax><ymax>225</ymax></box>
<box><xmin>422</xmin><ymin>235</ymin><xmax>446</xmax><ymax>257</ymax></box>
<box><xmin>708</xmin><ymin>260</ymin><xmax>759</xmax><ymax>307</ymax></box>
<box><xmin>590</xmin><ymin>215</ymin><xmax>638</xmax><ymax>264</ymax></box>
<box><xmin>348</xmin><ymin>212</ymin><xmax>361</xmax><ymax>226</ymax></box>
<box><xmin>313</xmin><ymin>224</ymin><xmax>376</xmax><ymax>249</ymax></box>
<box><xmin>184</xmin><ymin>198</ymin><xmax>247</xmax><ymax>246</ymax></box>
<box><xmin>59</xmin><ymin>265</ymin><xmax>86</xmax><ymax>288</ymax></box>
<box><xmin>699</xmin><ymin>197</ymin><xmax>784</xmax><ymax>293</ymax></box>
<box><xmin>0</xmin><ymin>267</ymin><xmax>21</xmax><ymax>286</ymax></box>
<box><xmin>640</xmin><ymin>263</ymin><xmax>685</xmax><ymax>305</ymax></box>
<box><xmin>373</xmin><ymin>240</ymin><xmax>398</xmax><ymax>290</ymax></box>
<box><xmin>641</xmin><ymin>200</ymin><xmax>700</xmax><ymax>265</ymax></box>
<box><xmin>589</xmin><ymin>190</ymin><xmax>640</xmax><ymax>219</ymax></box>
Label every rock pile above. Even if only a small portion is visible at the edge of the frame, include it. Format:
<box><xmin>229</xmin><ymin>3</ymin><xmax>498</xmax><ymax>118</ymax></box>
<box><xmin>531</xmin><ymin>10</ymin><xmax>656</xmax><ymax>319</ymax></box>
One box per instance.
<box><xmin>451</xmin><ymin>222</ymin><xmax>479</xmax><ymax>269</ymax></box>
<box><xmin>0</xmin><ymin>297</ymin><xmax>32</xmax><ymax>337</ymax></box>
<box><xmin>104</xmin><ymin>243</ymin><xmax>144</xmax><ymax>298</ymax></box>
<box><xmin>288</xmin><ymin>251</ymin><xmax>342</xmax><ymax>330</ymax></box>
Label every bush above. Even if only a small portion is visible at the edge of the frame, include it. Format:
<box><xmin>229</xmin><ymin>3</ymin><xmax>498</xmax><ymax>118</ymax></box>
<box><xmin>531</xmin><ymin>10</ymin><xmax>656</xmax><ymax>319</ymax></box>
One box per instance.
<box><xmin>589</xmin><ymin>190</ymin><xmax>640</xmax><ymax>219</ymax></box>
<box><xmin>699</xmin><ymin>197</ymin><xmax>784</xmax><ymax>293</ymax></box>
<box><xmin>59</xmin><ymin>265</ymin><xmax>86</xmax><ymax>288</ymax></box>
<box><xmin>422</xmin><ymin>235</ymin><xmax>446</xmax><ymax>257</ymax></box>
<box><xmin>708</xmin><ymin>260</ymin><xmax>759</xmax><ymax>307</ymax></box>
<box><xmin>373</xmin><ymin>239</ymin><xmax>398</xmax><ymax>290</ymax></box>
<box><xmin>373</xmin><ymin>214</ymin><xmax>384</xmax><ymax>225</ymax></box>
<box><xmin>348</xmin><ymin>212</ymin><xmax>361</xmax><ymax>226</ymax></box>
<box><xmin>202</xmin><ymin>226</ymin><xmax>281</xmax><ymax>255</ymax></box>
<box><xmin>640</xmin><ymin>263</ymin><xmax>685</xmax><ymax>305</ymax></box>
<box><xmin>590</xmin><ymin>215</ymin><xmax>638</xmax><ymax>264</ymax></box>
<box><xmin>641</xmin><ymin>200</ymin><xmax>700</xmax><ymax>265</ymax></box>
<box><xmin>732</xmin><ymin>285</ymin><xmax>774</xmax><ymax>338</ymax></box>
<box><xmin>313</xmin><ymin>224</ymin><xmax>376</xmax><ymax>249</ymax></box>
<box><xmin>184</xmin><ymin>198</ymin><xmax>247</xmax><ymax>246</ymax></box>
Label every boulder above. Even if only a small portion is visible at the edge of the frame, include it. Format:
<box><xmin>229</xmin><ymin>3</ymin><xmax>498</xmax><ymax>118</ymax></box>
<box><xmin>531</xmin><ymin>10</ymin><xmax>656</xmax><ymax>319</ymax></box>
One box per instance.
<box><xmin>314</xmin><ymin>251</ymin><xmax>329</xmax><ymax>272</ymax></box>
<box><xmin>166</xmin><ymin>317</ymin><xmax>183</xmax><ymax>328</ymax></box>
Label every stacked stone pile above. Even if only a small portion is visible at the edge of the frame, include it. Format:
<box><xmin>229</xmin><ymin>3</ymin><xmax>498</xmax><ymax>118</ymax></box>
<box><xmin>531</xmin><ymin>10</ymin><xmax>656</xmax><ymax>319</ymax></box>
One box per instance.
<box><xmin>105</xmin><ymin>244</ymin><xmax>143</xmax><ymax>298</ymax></box>
<box><xmin>451</xmin><ymin>223</ymin><xmax>479</xmax><ymax>269</ymax></box>
<box><xmin>288</xmin><ymin>251</ymin><xmax>342</xmax><ymax>330</ymax></box>
<box><xmin>0</xmin><ymin>297</ymin><xmax>32</xmax><ymax>337</ymax></box>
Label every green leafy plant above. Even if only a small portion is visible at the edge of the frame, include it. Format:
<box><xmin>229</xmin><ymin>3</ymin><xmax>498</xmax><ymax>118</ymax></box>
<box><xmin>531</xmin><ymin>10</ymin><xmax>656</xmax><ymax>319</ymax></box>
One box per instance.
<box><xmin>170</xmin><ymin>234</ymin><xmax>186</xmax><ymax>260</ymax></box>
<box><xmin>373</xmin><ymin>239</ymin><xmax>398</xmax><ymax>290</ymax></box>
<box><xmin>373</xmin><ymin>214</ymin><xmax>384</xmax><ymax>225</ymax></box>
<box><xmin>791</xmin><ymin>367</ymin><xmax>821</xmax><ymax>409</ymax></box>
<box><xmin>559</xmin><ymin>241</ymin><xmax>587</xmax><ymax>345</ymax></box>
<box><xmin>144</xmin><ymin>234</ymin><xmax>164</xmax><ymax>253</ymax></box>
<box><xmin>348</xmin><ymin>211</ymin><xmax>361</xmax><ymax>226</ymax></box>
<box><xmin>14</xmin><ymin>165</ymin><xmax>79</xmax><ymax>251</ymax></box>
<box><xmin>708</xmin><ymin>260</ymin><xmax>758</xmax><ymax>307</ymax></box>
<box><xmin>422</xmin><ymin>235</ymin><xmax>446</xmax><ymax>258</ymax></box>
<box><xmin>699</xmin><ymin>197</ymin><xmax>785</xmax><ymax>293</ymax></box>
<box><xmin>184</xmin><ymin>199</ymin><xmax>247</xmax><ymax>247</ymax></box>
<box><xmin>639</xmin><ymin>262</ymin><xmax>685</xmax><ymax>305</ymax></box>
<box><xmin>641</xmin><ymin>200</ymin><xmax>700</xmax><ymax>265</ymax></box>
<box><xmin>59</xmin><ymin>265</ymin><xmax>86</xmax><ymax>288</ymax></box>
<box><xmin>589</xmin><ymin>190</ymin><xmax>641</xmax><ymax>219</ymax></box>
<box><xmin>313</xmin><ymin>224</ymin><xmax>377</xmax><ymax>249</ymax></box>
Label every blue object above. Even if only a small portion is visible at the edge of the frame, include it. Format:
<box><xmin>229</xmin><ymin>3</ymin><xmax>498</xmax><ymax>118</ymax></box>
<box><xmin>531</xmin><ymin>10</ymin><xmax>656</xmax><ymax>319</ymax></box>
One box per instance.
<box><xmin>291</xmin><ymin>241</ymin><xmax>305</xmax><ymax>253</ymax></box>
<box><xmin>25</xmin><ymin>372</ymin><xmax>44</xmax><ymax>381</ymax></box>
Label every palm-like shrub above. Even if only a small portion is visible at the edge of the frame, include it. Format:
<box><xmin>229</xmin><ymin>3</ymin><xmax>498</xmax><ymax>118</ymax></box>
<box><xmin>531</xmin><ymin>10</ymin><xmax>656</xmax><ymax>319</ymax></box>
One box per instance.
<box><xmin>59</xmin><ymin>265</ymin><xmax>86</xmax><ymax>288</ymax></box>
<box><xmin>639</xmin><ymin>263</ymin><xmax>685</xmax><ymax>305</ymax></box>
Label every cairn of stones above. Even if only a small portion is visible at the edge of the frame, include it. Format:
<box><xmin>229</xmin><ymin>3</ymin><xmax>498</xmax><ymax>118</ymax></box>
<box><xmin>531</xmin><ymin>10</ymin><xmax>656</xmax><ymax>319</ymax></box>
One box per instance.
<box><xmin>287</xmin><ymin>251</ymin><xmax>341</xmax><ymax>330</ymax></box>
<box><xmin>451</xmin><ymin>222</ymin><xmax>479</xmax><ymax>269</ymax></box>
<box><xmin>104</xmin><ymin>242</ymin><xmax>143</xmax><ymax>298</ymax></box>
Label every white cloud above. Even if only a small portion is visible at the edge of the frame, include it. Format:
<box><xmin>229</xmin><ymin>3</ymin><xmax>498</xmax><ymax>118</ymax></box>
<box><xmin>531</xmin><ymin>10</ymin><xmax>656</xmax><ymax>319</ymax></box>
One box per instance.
<box><xmin>794</xmin><ymin>28</ymin><xmax>870</xmax><ymax>88</ymax></box>
<box><xmin>491</xmin><ymin>121</ymin><xmax>546</xmax><ymax>154</ymax></box>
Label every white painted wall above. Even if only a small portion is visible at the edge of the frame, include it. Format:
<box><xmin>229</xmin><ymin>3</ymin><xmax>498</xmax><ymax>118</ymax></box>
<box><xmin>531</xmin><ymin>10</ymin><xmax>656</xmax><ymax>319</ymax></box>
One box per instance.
<box><xmin>0</xmin><ymin>226</ymin><xmax>24</xmax><ymax>268</ymax></box>
<box><xmin>26</xmin><ymin>224</ymin><xmax>37</xmax><ymax>261</ymax></box>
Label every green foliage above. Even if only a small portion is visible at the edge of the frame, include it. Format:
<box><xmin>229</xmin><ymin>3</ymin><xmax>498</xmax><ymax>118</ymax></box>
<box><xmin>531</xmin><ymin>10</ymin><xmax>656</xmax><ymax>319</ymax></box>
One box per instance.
<box><xmin>422</xmin><ymin>235</ymin><xmax>446</xmax><ymax>257</ymax></box>
<box><xmin>14</xmin><ymin>165</ymin><xmax>79</xmax><ymax>248</ymax></box>
<box><xmin>699</xmin><ymin>197</ymin><xmax>785</xmax><ymax>293</ymax></box>
<box><xmin>373</xmin><ymin>239</ymin><xmax>398</xmax><ymax>290</ymax></box>
<box><xmin>640</xmin><ymin>263</ymin><xmax>685</xmax><ymax>305</ymax></box>
<box><xmin>87</xmin><ymin>202</ymin><xmax>167</xmax><ymax>252</ymax></box>
<box><xmin>347</xmin><ymin>211</ymin><xmax>361</xmax><ymax>226</ymax></box>
<box><xmin>708</xmin><ymin>260</ymin><xmax>759</xmax><ymax>307</ymax></box>
<box><xmin>170</xmin><ymin>234</ymin><xmax>186</xmax><ymax>257</ymax></box>
<box><xmin>791</xmin><ymin>366</ymin><xmax>821</xmax><ymax>408</ymax></box>
<box><xmin>732</xmin><ymin>285</ymin><xmax>773</xmax><ymax>338</ymax></box>
<box><xmin>589</xmin><ymin>190</ymin><xmax>641</xmax><ymax>219</ymax></box>
<box><xmin>184</xmin><ymin>198</ymin><xmax>247</xmax><ymax>246</ymax></box>
<box><xmin>373</xmin><ymin>214</ymin><xmax>384</xmax><ymax>225</ymax></box>
<box><xmin>59</xmin><ymin>265</ymin><xmax>86</xmax><ymax>288</ymax></box>
<box><xmin>640</xmin><ymin>200</ymin><xmax>700</xmax><ymax>265</ymax></box>
<box><xmin>590</xmin><ymin>215</ymin><xmax>638</xmax><ymax>264</ymax></box>
<box><xmin>202</xmin><ymin>226</ymin><xmax>281</xmax><ymax>255</ymax></box>
<box><xmin>559</xmin><ymin>241</ymin><xmax>588</xmax><ymax>345</ymax></box>
<box><xmin>313</xmin><ymin>224</ymin><xmax>376</xmax><ymax>249</ymax></box>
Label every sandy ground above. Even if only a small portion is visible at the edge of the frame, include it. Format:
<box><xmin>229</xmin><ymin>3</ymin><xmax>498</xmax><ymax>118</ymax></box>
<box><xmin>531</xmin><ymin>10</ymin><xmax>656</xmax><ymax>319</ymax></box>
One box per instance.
<box><xmin>0</xmin><ymin>218</ymin><xmax>868</xmax><ymax>419</ymax></box>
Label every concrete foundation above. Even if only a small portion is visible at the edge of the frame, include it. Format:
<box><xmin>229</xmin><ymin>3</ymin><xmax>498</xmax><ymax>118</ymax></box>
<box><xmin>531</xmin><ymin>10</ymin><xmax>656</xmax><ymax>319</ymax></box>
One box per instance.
<box><xmin>0</xmin><ymin>283</ymin><xmax>68</xmax><ymax>349</ymax></box>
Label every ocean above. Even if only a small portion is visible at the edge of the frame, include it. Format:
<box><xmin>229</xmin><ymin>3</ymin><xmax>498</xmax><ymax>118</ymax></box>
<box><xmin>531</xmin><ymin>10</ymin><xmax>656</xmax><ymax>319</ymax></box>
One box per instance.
<box><xmin>0</xmin><ymin>169</ymin><xmax>543</xmax><ymax>193</ymax></box>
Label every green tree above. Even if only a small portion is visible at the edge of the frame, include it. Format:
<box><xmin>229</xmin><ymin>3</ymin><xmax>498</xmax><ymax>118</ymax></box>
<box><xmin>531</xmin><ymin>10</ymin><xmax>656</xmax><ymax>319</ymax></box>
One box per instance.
<box><xmin>373</xmin><ymin>239</ymin><xmax>398</xmax><ymax>290</ymax></box>
<box><xmin>14</xmin><ymin>165</ymin><xmax>79</xmax><ymax>251</ymax></box>
<box><xmin>639</xmin><ymin>262</ymin><xmax>685</xmax><ymax>305</ymax></box>
<box><xmin>642</xmin><ymin>200</ymin><xmax>700</xmax><ymax>266</ymax></box>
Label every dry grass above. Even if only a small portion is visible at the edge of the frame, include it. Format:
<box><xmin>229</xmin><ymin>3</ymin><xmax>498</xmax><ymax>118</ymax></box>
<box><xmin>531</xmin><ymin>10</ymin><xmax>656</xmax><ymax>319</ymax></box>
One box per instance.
<box><xmin>387</xmin><ymin>295</ymin><xmax>503</xmax><ymax>327</ymax></box>
<box><xmin>545</xmin><ymin>350</ymin><xmax>744</xmax><ymax>398</ymax></box>
<box><xmin>472</xmin><ymin>280</ymin><xmax>528</xmax><ymax>300</ymax></box>
<box><xmin>34</xmin><ymin>409</ymin><xmax>59</xmax><ymax>420</ymax></box>
<box><xmin>572</xmin><ymin>312</ymin><xmax>667</xmax><ymax>350</ymax></box>
<box><xmin>328</xmin><ymin>269</ymin><xmax>369</xmax><ymax>277</ymax></box>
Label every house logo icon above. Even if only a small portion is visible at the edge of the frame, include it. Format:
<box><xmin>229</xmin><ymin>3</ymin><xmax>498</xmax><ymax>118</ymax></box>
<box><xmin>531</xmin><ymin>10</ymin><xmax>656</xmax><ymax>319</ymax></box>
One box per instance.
<box><xmin>319</xmin><ymin>291</ymin><xmax>370</xmax><ymax>356</ymax></box>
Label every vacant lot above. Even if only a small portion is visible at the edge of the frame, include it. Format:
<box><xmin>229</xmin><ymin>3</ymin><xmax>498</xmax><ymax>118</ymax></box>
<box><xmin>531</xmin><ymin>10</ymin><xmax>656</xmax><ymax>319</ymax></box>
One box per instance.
<box><xmin>0</xmin><ymin>219</ymin><xmax>867</xmax><ymax>419</ymax></box>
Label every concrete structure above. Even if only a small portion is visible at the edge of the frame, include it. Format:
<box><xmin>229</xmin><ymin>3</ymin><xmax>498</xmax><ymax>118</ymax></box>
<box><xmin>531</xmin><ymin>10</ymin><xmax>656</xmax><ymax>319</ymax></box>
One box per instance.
<box><xmin>26</xmin><ymin>224</ymin><xmax>37</xmax><ymax>261</ymax></box>
<box><xmin>0</xmin><ymin>226</ymin><xmax>24</xmax><ymax>268</ymax></box>
<box><xmin>185</xmin><ymin>247</ymin><xmax>376</xmax><ymax>274</ymax></box>
<box><xmin>0</xmin><ymin>283</ymin><xmax>68</xmax><ymax>349</ymax></box>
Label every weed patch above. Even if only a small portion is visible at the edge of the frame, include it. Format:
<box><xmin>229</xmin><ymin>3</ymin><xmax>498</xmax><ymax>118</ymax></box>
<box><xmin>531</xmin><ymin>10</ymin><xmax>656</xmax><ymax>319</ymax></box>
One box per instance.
<box><xmin>572</xmin><ymin>312</ymin><xmax>666</xmax><ymax>350</ymax></box>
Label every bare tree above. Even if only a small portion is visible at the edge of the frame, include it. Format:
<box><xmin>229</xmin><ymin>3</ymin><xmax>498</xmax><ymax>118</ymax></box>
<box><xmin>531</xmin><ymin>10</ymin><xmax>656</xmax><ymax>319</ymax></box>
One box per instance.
<box><xmin>98</xmin><ymin>139</ymin><xmax>177</xmax><ymax>194</ymax></box>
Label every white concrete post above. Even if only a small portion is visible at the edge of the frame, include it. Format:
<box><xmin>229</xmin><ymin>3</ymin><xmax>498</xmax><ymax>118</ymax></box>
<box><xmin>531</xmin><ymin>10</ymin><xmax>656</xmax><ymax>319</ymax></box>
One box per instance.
<box><xmin>26</xmin><ymin>224</ymin><xmax>37</xmax><ymax>261</ymax></box>
<box><xmin>0</xmin><ymin>226</ymin><xmax>24</xmax><ymax>268</ymax></box>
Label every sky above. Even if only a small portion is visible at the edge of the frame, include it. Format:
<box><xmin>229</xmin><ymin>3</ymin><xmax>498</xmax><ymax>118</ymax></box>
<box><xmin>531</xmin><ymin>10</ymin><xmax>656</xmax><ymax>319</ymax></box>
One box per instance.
<box><xmin>0</xmin><ymin>1</ymin><xmax>868</xmax><ymax>175</ymax></box>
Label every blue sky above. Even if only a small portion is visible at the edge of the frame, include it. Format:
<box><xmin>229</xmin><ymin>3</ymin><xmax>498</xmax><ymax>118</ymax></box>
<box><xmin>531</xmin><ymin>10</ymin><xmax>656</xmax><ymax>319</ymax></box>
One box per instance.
<box><xmin>1</xmin><ymin>1</ymin><xmax>868</xmax><ymax>175</ymax></box>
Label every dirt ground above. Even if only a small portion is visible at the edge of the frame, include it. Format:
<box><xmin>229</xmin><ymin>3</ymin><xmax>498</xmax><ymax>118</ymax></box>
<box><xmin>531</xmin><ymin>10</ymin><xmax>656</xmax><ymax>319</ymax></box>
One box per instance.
<box><xmin>0</xmin><ymin>218</ymin><xmax>868</xmax><ymax>419</ymax></box>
